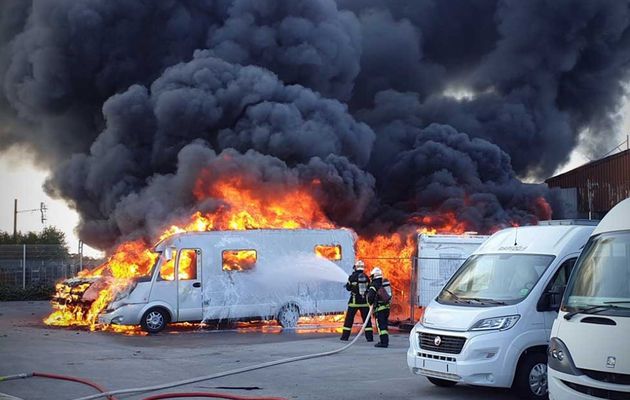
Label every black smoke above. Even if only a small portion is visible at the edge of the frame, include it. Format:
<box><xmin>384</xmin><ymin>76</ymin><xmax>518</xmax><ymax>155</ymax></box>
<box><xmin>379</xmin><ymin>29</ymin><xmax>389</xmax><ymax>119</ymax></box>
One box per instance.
<box><xmin>1</xmin><ymin>0</ymin><xmax>629</xmax><ymax>250</ymax></box>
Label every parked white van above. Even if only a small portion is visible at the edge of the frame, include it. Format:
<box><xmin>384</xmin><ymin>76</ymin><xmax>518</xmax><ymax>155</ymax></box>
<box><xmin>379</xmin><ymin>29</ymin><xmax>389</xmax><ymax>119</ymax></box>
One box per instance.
<box><xmin>407</xmin><ymin>221</ymin><xmax>596</xmax><ymax>399</ymax></box>
<box><xmin>548</xmin><ymin>199</ymin><xmax>630</xmax><ymax>399</ymax></box>
<box><xmin>98</xmin><ymin>229</ymin><xmax>355</xmax><ymax>333</ymax></box>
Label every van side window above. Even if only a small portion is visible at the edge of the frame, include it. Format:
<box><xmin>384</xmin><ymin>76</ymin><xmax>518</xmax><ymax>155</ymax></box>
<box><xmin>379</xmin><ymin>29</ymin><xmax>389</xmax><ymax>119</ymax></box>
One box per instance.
<box><xmin>223</xmin><ymin>250</ymin><xmax>257</xmax><ymax>271</ymax></box>
<box><xmin>178</xmin><ymin>249</ymin><xmax>199</xmax><ymax>280</ymax></box>
<box><xmin>159</xmin><ymin>257</ymin><xmax>176</xmax><ymax>281</ymax></box>
<box><xmin>549</xmin><ymin>258</ymin><xmax>577</xmax><ymax>291</ymax></box>
<box><xmin>315</xmin><ymin>245</ymin><xmax>342</xmax><ymax>261</ymax></box>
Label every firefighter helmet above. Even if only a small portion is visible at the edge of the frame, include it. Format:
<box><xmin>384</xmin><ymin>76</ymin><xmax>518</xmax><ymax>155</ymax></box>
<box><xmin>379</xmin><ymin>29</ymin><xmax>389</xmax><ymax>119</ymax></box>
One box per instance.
<box><xmin>371</xmin><ymin>267</ymin><xmax>383</xmax><ymax>279</ymax></box>
<box><xmin>354</xmin><ymin>259</ymin><xmax>365</xmax><ymax>271</ymax></box>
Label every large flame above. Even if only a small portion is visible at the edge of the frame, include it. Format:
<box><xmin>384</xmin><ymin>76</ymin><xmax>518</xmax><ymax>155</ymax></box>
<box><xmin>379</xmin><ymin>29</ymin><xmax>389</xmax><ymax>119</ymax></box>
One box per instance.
<box><xmin>45</xmin><ymin>172</ymin><xmax>483</xmax><ymax>332</ymax></box>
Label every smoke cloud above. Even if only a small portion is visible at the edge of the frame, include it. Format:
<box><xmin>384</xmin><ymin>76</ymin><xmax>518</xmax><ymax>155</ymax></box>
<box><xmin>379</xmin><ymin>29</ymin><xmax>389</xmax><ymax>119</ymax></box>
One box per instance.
<box><xmin>2</xmin><ymin>0</ymin><xmax>630</xmax><ymax>250</ymax></box>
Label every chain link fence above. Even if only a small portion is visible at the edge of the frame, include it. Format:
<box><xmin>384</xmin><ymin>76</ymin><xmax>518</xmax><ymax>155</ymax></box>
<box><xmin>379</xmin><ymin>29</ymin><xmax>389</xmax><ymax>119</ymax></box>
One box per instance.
<box><xmin>0</xmin><ymin>244</ymin><xmax>83</xmax><ymax>289</ymax></box>
<box><xmin>416</xmin><ymin>255</ymin><xmax>469</xmax><ymax>307</ymax></box>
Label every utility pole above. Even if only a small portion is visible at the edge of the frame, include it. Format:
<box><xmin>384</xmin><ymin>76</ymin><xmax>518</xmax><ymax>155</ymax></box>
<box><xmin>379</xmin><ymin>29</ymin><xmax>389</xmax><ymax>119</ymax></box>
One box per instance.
<box><xmin>13</xmin><ymin>200</ymin><xmax>48</xmax><ymax>240</ymax></box>
<box><xmin>13</xmin><ymin>199</ymin><xmax>17</xmax><ymax>239</ymax></box>
<box><xmin>78</xmin><ymin>240</ymin><xmax>84</xmax><ymax>271</ymax></box>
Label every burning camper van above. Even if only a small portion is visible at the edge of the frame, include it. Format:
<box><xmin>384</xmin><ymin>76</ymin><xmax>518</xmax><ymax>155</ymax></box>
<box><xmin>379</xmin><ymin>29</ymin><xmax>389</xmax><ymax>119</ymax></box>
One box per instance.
<box><xmin>67</xmin><ymin>229</ymin><xmax>354</xmax><ymax>333</ymax></box>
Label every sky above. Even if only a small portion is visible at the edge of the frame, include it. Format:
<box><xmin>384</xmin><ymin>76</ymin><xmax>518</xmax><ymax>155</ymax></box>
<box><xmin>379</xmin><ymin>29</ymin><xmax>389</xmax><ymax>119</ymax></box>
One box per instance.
<box><xmin>1</xmin><ymin>99</ymin><xmax>629</xmax><ymax>259</ymax></box>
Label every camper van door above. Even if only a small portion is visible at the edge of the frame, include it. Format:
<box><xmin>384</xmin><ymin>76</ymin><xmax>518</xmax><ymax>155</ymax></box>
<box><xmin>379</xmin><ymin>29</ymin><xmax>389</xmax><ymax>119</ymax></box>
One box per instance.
<box><xmin>177</xmin><ymin>248</ymin><xmax>203</xmax><ymax>321</ymax></box>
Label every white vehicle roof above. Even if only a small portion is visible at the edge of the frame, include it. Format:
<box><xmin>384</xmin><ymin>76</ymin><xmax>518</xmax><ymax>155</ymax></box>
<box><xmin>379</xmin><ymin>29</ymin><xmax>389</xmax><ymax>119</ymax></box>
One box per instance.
<box><xmin>474</xmin><ymin>224</ymin><xmax>595</xmax><ymax>256</ymax></box>
<box><xmin>154</xmin><ymin>228</ymin><xmax>355</xmax><ymax>251</ymax></box>
<box><xmin>593</xmin><ymin>197</ymin><xmax>630</xmax><ymax>236</ymax></box>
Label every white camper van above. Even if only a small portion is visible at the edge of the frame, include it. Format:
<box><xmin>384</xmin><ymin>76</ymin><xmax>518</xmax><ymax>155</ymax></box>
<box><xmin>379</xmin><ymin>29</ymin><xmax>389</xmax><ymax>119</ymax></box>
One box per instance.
<box><xmin>407</xmin><ymin>221</ymin><xmax>596</xmax><ymax>399</ymax></box>
<box><xmin>98</xmin><ymin>229</ymin><xmax>355</xmax><ymax>333</ymax></box>
<box><xmin>548</xmin><ymin>199</ymin><xmax>630</xmax><ymax>399</ymax></box>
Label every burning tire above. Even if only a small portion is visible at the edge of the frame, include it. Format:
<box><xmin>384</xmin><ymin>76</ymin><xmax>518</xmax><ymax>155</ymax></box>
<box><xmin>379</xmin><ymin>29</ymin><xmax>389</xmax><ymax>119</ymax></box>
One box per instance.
<box><xmin>141</xmin><ymin>308</ymin><xmax>169</xmax><ymax>333</ymax></box>
<box><xmin>277</xmin><ymin>303</ymin><xmax>300</xmax><ymax>328</ymax></box>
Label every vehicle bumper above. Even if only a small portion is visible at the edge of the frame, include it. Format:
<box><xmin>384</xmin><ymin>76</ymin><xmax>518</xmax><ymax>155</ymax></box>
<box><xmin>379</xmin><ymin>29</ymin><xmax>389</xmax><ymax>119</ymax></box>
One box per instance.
<box><xmin>98</xmin><ymin>303</ymin><xmax>144</xmax><ymax>326</ymax></box>
<box><xmin>548</xmin><ymin>367</ymin><xmax>630</xmax><ymax>400</ymax></box>
<box><xmin>407</xmin><ymin>326</ymin><xmax>514</xmax><ymax>387</ymax></box>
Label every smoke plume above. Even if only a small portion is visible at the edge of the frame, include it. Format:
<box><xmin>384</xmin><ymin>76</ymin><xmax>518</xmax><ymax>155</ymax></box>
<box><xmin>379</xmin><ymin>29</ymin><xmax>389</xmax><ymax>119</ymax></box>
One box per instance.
<box><xmin>2</xmin><ymin>0</ymin><xmax>630</xmax><ymax>250</ymax></box>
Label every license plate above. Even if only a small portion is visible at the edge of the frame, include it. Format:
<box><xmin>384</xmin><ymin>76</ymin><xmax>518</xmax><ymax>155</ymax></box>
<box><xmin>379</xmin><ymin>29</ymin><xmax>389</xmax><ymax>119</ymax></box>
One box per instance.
<box><xmin>423</xmin><ymin>359</ymin><xmax>448</xmax><ymax>373</ymax></box>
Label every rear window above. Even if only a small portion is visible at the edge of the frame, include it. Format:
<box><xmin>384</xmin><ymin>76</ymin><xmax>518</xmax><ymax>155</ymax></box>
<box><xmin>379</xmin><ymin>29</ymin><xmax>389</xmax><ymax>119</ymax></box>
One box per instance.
<box><xmin>222</xmin><ymin>250</ymin><xmax>257</xmax><ymax>272</ymax></box>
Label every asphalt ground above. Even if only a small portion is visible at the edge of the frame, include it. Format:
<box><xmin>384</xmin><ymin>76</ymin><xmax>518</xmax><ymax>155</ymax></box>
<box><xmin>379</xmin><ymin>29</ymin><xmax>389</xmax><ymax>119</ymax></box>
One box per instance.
<box><xmin>0</xmin><ymin>301</ymin><xmax>513</xmax><ymax>400</ymax></box>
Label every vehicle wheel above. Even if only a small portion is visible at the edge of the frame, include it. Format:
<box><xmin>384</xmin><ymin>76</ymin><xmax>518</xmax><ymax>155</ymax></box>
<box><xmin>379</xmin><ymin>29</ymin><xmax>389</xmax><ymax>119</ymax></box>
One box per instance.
<box><xmin>427</xmin><ymin>377</ymin><xmax>457</xmax><ymax>387</ymax></box>
<box><xmin>277</xmin><ymin>304</ymin><xmax>300</xmax><ymax>328</ymax></box>
<box><xmin>514</xmin><ymin>352</ymin><xmax>548</xmax><ymax>399</ymax></box>
<box><xmin>141</xmin><ymin>308</ymin><xmax>169</xmax><ymax>334</ymax></box>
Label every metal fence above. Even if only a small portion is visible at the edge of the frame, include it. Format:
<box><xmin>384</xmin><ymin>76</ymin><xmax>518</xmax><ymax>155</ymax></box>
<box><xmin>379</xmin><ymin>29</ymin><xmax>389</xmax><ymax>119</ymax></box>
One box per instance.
<box><xmin>416</xmin><ymin>255</ymin><xmax>469</xmax><ymax>307</ymax></box>
<box><xmin>0</xmin><ymin>244</ymin><xmax>83</xmax><ymax>289</ymax></box>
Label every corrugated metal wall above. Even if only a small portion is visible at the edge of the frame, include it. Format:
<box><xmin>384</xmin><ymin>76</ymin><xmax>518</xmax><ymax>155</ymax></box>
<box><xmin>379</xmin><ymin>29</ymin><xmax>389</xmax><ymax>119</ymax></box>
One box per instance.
<box><xmin>546</xmin><ymin>149</ymin><xmax>630</xmax><ymax>218</ymax></box>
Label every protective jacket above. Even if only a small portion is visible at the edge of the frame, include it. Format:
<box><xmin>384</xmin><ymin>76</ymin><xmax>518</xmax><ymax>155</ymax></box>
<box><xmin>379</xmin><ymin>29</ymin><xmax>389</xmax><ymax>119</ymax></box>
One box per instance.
<box><xmin>367</xmin><ymin>278</ymin><xmax>392</xmax><ymax>311</ymax></box>
<box><xmin>345</xmin><ymin>270</ymin><xmax>370</xmax><ymax>306</ymax></box>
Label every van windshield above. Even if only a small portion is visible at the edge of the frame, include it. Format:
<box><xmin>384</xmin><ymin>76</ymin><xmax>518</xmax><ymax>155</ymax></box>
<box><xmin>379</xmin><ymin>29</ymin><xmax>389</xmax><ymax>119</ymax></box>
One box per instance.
<box><xmin>438</xmin><ymin>254</ymin><xmax>555</xmax><ymax>306</ymax></box>
<box><xmin>563</xmin><ymin>231</ymin><xmax>630</xmax><ymax>317</ymax></box>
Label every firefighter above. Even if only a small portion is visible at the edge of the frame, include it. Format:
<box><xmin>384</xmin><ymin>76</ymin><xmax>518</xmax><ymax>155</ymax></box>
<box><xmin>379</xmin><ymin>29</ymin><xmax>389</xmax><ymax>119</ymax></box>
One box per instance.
<box><xmin>367</xmin><ymin>267</ymin><xmax>392</xmax><ymax>348</ymax></box>
<box><xmin>340</xmin><ymin>260</ymin><xmax>374</xmax><ymax>341</ymax></box>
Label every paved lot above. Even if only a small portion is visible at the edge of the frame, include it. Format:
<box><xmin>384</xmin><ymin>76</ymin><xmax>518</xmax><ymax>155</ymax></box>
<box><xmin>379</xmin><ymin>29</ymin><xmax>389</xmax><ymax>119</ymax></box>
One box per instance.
<box><xmin>0</xmin><ymin>302</ymin><xmax>511</xmax><ymax>400</ymax></box>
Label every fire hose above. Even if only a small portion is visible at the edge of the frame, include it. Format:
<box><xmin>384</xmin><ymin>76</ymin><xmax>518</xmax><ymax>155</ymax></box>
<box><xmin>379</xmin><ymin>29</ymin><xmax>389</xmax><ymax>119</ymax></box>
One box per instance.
<box><xmin>0</xmin><ymin>371</ymin><xmax>115</xmax><ymax>400</ymax></box>
<box><xmin>71</xmin><ymin>305</ymin><xmax>374</xmax><ymax>400</ymax></box>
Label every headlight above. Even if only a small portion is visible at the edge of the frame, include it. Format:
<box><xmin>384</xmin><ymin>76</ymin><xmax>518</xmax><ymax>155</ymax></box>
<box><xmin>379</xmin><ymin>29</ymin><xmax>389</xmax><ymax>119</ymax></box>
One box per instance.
<box><xmin>548</xmin><ymin>337</ymin><xmax>581</xmax><ymax>376</ymax></box>
<box><xmin>409</xmin><ymin>324</ymin><xmax>418</xmax><ymax>345</ymax></box>
<box><xmin>113</xmin><ymin>281</ymin><xmax>137</xmax><ymax>303</ymax></box>
<box><xmin>469</xmin><ymin>315</ymin><xmax>520</xmax><ymax>331</ymax></box>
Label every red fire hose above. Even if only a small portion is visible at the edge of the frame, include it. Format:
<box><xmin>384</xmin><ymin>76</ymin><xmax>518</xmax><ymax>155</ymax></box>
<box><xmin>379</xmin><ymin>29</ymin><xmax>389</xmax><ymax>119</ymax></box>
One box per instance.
<box><xmin>142</xmin><ymin>393</ymin><xmax>287</xmax><ymax>400</ymax></box>
<box><xmin>0</xmin><ymin>372</ymin><xmax>116</xmax><ymax>400</ymax></box>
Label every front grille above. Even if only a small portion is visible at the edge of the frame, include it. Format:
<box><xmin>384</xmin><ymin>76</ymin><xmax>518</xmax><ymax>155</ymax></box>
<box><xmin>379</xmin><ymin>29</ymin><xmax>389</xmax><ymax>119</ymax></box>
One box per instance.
<box><xmin>563</xmin><ymin>381</ymin><xmax>630</xmax><ymax>400</ymax></box>
<box><xmin>419</xmin><ymin>332</ymin><xmax>466</xmax><ymax>354</ymax></box>
<box><xmin>418</xmin><ymin>352</ymin><xmax>457</xmax><ymax>362</ymax></box>
<box><xmin>581</xmin><ymin>369</ymin><xmax>630</xmax><ymax>385</ymax></box>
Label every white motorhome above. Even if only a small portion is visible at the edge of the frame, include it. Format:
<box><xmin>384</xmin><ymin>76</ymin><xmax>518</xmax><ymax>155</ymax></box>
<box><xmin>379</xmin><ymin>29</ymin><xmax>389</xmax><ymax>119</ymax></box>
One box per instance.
<box><xmin>407</xmin><ymin>221</ymin><xmax>596</xmax><ymax>399</ymax></box>
<box><xmin>98</xmin><ymin>229</ymin><xmax>355</xmax><ymax>333</ymax></box>
<box><xmin>548</xmin><ymin>199</ymin><xmax>630</xmax><ymax>399</ymax></box>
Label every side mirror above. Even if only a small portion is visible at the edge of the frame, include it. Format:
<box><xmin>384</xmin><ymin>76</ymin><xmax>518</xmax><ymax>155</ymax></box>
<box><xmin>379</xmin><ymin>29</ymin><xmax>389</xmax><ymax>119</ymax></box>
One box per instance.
<box><xmin>163</xmin><ymin>246</ymin><xmax>177</xmax><ymax>261</ymax></box>
<box><xmin>537</xmin><ymin>285</ymin><xmax>565</xmax><ymax>312</ymax></box>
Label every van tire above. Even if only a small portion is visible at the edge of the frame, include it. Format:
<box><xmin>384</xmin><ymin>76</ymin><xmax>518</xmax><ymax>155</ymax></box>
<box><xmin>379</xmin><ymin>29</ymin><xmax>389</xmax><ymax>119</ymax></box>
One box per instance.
<box><xmin>514</xmin><ymin>352</ymin><xmax>548</xmax><ymax>399</ymax></box>
<box><xmin>140</xmin><ymin>308</ymin><xmax>169</xmax><ymax>334</ymax></box>
<box><xmin>277</xmin><ymin>304</ymin><xmax>300</xmax><ymax>328</ymax></box>
<box><xmin>427</xmin><ymin>377</ymin><xmax>457</xmax><ymax>387</ymax></box>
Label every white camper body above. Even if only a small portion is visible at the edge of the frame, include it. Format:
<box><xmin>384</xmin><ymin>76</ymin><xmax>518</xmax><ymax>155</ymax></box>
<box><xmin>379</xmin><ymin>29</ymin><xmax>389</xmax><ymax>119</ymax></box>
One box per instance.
<box><xmin>548</xmin><ymin>199</ymin><xmax>630</xmax><ymax>400</ymax></box>
<box><xmin>98</xmin><ymin>229</ymin><xmax>355</xmax><ymax>333</ymax></box>
<box><xmin>416</xmin><ymin>233</ymin><xmax>490</xmax><ymax>307</ymax></box>
<box><xmin>407</xmin><ymin>222</ymin><xmax>596</xmax><ymax>399</ymax></box>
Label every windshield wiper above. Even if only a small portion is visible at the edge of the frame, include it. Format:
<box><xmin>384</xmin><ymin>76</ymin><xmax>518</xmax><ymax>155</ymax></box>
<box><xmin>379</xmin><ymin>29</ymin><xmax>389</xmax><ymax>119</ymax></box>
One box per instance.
<box><xmin>443</xmin><ymin>289</ymin><xmax>472</xmax><ymax>304</ymax></box>
<box><xmin>564</xmin><ymin>304</ymin><xmax>620</xmax><ymax>320</ymax></box>
<box><xmin>462</xmin><ymin>297</ymin><xmax>507</xmax><ymax>305</ymax></box>
<box><xmin>603</xmin><ymin>301</ymin><xmax>630</xmax><ymax>306</ymax></box>
<box><xmin>478</xmin><ymin>299</ymin><xmax>507</xmax><ymax>305</ymax></box>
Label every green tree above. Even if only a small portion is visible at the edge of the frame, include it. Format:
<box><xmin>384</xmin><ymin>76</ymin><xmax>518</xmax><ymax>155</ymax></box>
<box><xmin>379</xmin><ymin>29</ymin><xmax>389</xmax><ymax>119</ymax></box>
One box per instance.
<box><xmin>0</xmin><ymin>226</ymin><xmax>68</xmax><ymax>248</ymax></box>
